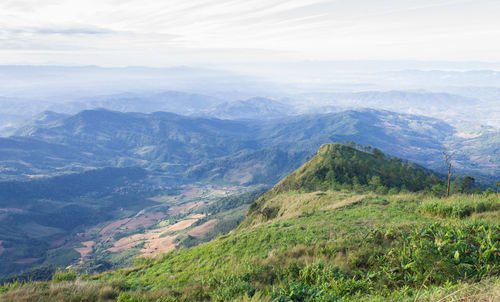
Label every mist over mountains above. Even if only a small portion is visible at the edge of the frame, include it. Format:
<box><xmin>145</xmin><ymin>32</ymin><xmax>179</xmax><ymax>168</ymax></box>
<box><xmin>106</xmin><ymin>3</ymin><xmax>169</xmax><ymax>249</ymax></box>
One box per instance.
<box><xmin>1</xmin><ymin>64</ymin><xmax>499</xmax><ymax>136</ymax></box>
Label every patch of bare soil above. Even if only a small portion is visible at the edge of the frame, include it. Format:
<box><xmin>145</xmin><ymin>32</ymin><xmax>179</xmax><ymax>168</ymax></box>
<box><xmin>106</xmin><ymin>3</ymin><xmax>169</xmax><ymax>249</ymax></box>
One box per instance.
<box><xmin>151</xmin><ymin>185</ymin><xmax>206</xmax><ymax>203</ymax></box>
<box><xmin>187</xmin><ymin>219</ymin><xmax>218</xmax><ymax>238</ymax></box>
<box><xmin>127</xmin><ymin>213</ymin><xmax>165</xmax><ymax>229</ymax></box>
<box><xmin>108</xmin><ymin>219</ymin><xmax>199</xmax><ymax>254</ymax></box>
<box><xmin>14</xmin><ymin>258</ymin><xmax>39</xmax><ymax>265</ymax></box>
<box><xmin>181</xmin><ymin>186</ymin><xmax>205</xmax><ymax>199</ymax></box>
<box><xmin>74</xmin><ymin>241</ymin><xmax>94</xmax><ymax>262</ymax></box>
<box><xmin>100</xmin><ymin>218</ymin><xmax>131</xmax><ymax>236</ymax></box>
<box><xmin>161</xmin><ymin>219</ymin><xmax>198</xmax><ymax>232</ymax></box>
<box><xmin>140</xmin><ymin>235</ymin><xmax>177</xmax><ymax>257</ymax></box>
<box><xmin>107</xmin><ymin>233</ymin><xmax>145</xmax><ymax>253</ymax></box>
<box><xmin>49</xmin><ymin>235</ymin><xmax>68</xmax><ymax>247</ymax></box>
<box><xmin>0</xmin><ymin>208</ymin><xmax>24</xmax><ymax>222</ymax></box>
<box><xmin>455</xmin><ymin>131</ymin><xmax>481</xmax><ymax>139</ymax></box>
<box><xmin>100</xmin><ymin>212</ymin><xmax>166</xmax><ymax>240</ymax></box>
<box><xmin>167</xmin><ymin>202</ymin><xmax>199</xmax><ymax>215</ymax></box>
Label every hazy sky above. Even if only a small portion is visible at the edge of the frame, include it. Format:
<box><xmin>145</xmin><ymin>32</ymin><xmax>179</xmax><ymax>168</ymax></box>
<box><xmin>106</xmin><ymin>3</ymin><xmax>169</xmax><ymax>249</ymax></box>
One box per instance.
<box><xmin>1</xmin><ymin>0</ymin><xmax>499</xmax><ymax>66</ymax></box>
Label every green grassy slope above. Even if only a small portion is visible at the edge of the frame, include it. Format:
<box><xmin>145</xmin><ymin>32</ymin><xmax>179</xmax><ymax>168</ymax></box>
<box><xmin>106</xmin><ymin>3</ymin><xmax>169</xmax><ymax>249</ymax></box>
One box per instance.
<box><xmin>1</xmin><ymin>144</ymin><xmax>499</xmax><ymax>301</ymax></box>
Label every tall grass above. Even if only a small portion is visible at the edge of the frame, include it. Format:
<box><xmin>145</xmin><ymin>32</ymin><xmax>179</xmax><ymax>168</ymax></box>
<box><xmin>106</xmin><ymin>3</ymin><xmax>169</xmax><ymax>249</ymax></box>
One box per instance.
<box><xmin>420</xmin><ymin>193</ymin><xmax>499</xmax><ymax>219</ymax></box>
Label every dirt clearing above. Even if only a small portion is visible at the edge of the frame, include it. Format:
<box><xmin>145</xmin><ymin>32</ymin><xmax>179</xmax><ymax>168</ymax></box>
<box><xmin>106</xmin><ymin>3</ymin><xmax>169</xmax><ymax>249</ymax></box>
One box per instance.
<box><xmin>108</xmin><ymin>219</ymin><xmax>199</xmax><ymax>255</ymax></box>
<box><xmin>100</xmin><ymin>212</ymin><xmax>166</xmax><ymax>240</ymax></box>
<box><xmin>167</xmin><ymin>202</ymin><xmax>201</xmax><ymax>215</ymax></box>
<box><xmin>187</xmin><ymin>219</ymin><xmax>218</xmax><ymax>237</ymax></box>
<box><xmin>14</xmin><ymin>258</ymin><xmax>39</xmax><ymax>265</ymax></box>
<box><xmin>107</xmin><ymin>233</ymin><xmax>145</xmax><ymax>253</ymax></box>
<box><xmin>100</xmin><ymin>218</ymin><xmax>131</xmax><ymax>236</ymax></box>
<box><xmin>141</xmin><ymin>235</ymin><xmax>177</xmax><ymax>257</ymax></box>
<box><xmin>75</xmin><ymin>241</ymin><xmax>94</xmax><ymax>262</ymax></box>
<box><xmin>49</xmin><ymin>235</ymin><xmax>68</xmax><ymax>247</ymax></box>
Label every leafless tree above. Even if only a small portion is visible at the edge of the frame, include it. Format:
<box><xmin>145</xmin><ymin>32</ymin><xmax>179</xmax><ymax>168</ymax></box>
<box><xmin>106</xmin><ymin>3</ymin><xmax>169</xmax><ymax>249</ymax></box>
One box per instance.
<box><xmin>443</xmin><ymin>151</ymin><xmax>453</xmax><ymax>197</ymax></box>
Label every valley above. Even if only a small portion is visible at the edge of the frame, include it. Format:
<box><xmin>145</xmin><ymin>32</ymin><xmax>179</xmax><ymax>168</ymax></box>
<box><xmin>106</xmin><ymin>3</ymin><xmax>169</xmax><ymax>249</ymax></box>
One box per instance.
<box><xmin>0</xmin><ymin>170</ymin><xmax>260</xmax><ymax>279</ymax></box>
<box><xmin>0</xmin><ymin>106</ymin><xmax>499</xmax><ymax>284</ymax></box>
<box><xmin>1</xmin><ymin>143</ymin><xmax>498</xmax><ymax>301</ymax></box>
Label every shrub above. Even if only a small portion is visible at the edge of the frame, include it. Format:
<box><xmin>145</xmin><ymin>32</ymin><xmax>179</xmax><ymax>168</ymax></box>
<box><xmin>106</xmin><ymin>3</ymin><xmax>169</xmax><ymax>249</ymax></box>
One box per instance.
<box><xmin>273</xmin><ymin>281</ymin><xmax>323</xmax><ymax>301</ymax></box>
<box><xmin>99</xmin><ymin>285</ymin><xmax>118</xmax><ymax>300</ymax></box>
<box><xmin>52</xmin><ymin>270</ymin><xmax>77</xmax><ymax>282</ymax></box>
<box><xmin>380</xmin><ymin>223</ymin><xmax>500</xmax><ymax>287</ymax></box>
<box><xmin>117</xmin><ymin>292</ymin><xmax>139</xmax><ymax>302</ymax></box>
<box><xmin>208</xmin><ymin>274</ymin><xmax>256</xmax><ymax>302</ymax></box>
<box><xmin>0</xmin><ymin>281</ymin><xmax>22</xmax><ymax>294</ymax></box>
<box><xmin>261</xmin><ymin>207</ymin><xmax>280</xmax><ymax>220</ymax></box>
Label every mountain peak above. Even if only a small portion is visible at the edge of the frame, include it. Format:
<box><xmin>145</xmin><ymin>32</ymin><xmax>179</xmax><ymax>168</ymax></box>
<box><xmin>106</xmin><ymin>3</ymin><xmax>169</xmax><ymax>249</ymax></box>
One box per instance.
<box><xmin>246</xmin><ymin>143</ymin><xmax>442</xmax><ymax>224</ymax></box>
<box><xmin>272</xmin><ymin>142</ymin><xmax>434</xmax><ymax>194</ymax></box>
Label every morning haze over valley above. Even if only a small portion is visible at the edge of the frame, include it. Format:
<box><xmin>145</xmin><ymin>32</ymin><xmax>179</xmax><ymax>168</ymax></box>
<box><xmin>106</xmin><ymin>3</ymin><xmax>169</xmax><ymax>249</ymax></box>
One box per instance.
<box><xmin>0</xmin><ymin>1</ymin><xmax>499</xmax><ymax>301</ymax></box>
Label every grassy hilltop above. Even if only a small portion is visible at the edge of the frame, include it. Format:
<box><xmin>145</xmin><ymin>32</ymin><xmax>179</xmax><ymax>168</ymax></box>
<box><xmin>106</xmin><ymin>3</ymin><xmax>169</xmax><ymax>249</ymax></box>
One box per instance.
<box><xmin>1</xmin><ymin>143</ymin><xmax>499</xmax><ymax>301</ymax></box>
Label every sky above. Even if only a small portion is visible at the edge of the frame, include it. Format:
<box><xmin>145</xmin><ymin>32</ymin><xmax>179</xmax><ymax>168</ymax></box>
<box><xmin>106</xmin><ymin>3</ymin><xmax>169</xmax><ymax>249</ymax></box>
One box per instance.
<box><xmin>1</xmin><ymin>0</ymin><xmax>499</xmax><ymax>66</ymax></box>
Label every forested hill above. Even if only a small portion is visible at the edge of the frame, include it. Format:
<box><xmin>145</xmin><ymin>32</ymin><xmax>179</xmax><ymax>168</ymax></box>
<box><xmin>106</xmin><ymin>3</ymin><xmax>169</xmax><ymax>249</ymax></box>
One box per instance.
<box><xmin>270</xmin><ymin>143</ymin><xmax>439</xmax><ymax>194</ymax></box>
<box><xmin>245</xmin><ymin>143</ymin><xmax>451</xmax><ymax>226</ymax></box>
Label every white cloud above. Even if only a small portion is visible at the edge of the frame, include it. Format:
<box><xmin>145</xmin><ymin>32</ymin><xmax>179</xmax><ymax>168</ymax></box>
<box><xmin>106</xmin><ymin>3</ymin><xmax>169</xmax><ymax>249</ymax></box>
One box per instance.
<box><xmin>0</xmin><ymin>0</ymin><xmax>499</xmax><ymax>65</ymax></box>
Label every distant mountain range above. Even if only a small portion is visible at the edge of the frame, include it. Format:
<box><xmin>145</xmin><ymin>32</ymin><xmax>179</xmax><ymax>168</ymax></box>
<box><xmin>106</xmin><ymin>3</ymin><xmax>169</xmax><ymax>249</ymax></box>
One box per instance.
<box><xmin>297</xmin><ymin>90</ymin><xmax>498</xmax><ymax>126</ymax></box>
<box><xmin>197</xmin><ymin>97</ymin><xmax>293</xmax><ymax>120</ymax></box>
<box><xmin>1</xmin><ymin>108</ymin><xmax>498</xmax><ymax>184</ymax></box>
<box><xmin>2</xmin><ymin>88</ymin><xmax>498</xmax><ymax>137</ymax></box>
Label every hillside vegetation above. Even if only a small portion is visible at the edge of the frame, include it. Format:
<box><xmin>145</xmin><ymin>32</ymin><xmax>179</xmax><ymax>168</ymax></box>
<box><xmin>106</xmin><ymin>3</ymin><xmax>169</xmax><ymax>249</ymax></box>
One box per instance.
<box><xmin>2</xmin><ymin>108</ymin><xmax>498</xmax><ymax>184</ymax></box>
<box><xmin>1</xmin><ymin>144</ymin><xmax>499</xmax><ymax>301</ymax></box>
<box><xmin>0</xmin><ymin>167</ymin><xmax>155</xmax><ymax>277</ymax></box>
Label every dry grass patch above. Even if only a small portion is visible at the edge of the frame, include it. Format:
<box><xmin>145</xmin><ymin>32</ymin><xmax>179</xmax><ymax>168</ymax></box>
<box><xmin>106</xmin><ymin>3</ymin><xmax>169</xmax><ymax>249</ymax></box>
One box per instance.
<box><xmin>415</xmin><ymin>278</ymin><xmax>500</xmax><ymax>302</ymax></box>
<box><xmin>257</xmin><ymin>191</ymin><xmax>364</xmax><ymax>221</ymax></box>
<box><xmin>1</xmin><ymin>280</ymin><xmax>120</xmax><ymax>302</ymax></box>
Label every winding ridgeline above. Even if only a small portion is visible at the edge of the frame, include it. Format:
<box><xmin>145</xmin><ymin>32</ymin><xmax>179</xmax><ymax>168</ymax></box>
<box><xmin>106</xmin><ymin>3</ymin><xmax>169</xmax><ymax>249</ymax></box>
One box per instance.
<box><xmin>1</xmin><ymin>144</ymin><xmax>499</xmax><ymax>301</ymax></box>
